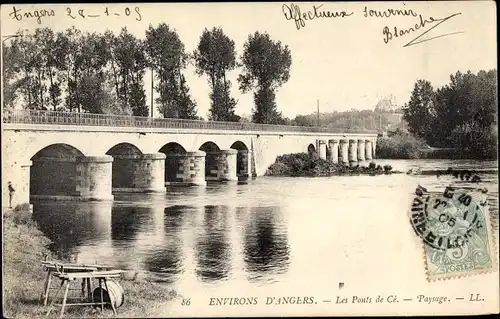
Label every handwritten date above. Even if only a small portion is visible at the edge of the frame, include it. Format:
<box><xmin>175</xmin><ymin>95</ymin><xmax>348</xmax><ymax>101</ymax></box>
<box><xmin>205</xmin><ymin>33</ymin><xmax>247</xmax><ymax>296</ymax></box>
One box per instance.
<box><xmin>8</xmin><ymin>5</ymin><xmax>142</xmax><ymax>24</ymax></box>
<box><xmin>66</xmin><ymin>7</ymin><xmax>142</xmax><ymax>21</ymax></box>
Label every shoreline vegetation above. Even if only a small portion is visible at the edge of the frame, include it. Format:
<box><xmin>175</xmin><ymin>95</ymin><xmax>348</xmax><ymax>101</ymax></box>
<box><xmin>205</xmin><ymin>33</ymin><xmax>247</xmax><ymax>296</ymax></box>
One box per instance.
<box><xmin>3</xmin><ymin>204</ymin><xmax>178</xmax><ymax>318</ymax></box>
<box><xmin>376</xmin><ymin>134</ymin><xmax>498</xmax><ymax>160</ymax></box>
<box><xmin>265</xmin><ymin>153</ymin><xmax>400</xmax><ymax>177</ymax></box>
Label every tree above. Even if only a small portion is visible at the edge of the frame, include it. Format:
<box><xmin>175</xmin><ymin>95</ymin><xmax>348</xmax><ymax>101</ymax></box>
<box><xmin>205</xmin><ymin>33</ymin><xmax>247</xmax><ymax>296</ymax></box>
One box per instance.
<box><xmin>238</xmin><ymin>31</ymin><xmax>292</xmax><ymax>124</ymax></box>
<box><xmin>36</xmin><ymin>28</ymin><xmax>68</xmax><ymax>111</ymax></box>
<box><xmin>209</xmin><ymin>79</ymin><xmax>240</xmax><ymax>121</ymax></box>
<box><xmin>177</xmin><ymin>74</ymin><xmax>199</xmax><ymax>119</ymax></box>
<box><xmin>10</xmin><ymin>32</ymin><xmax>42</xmax><ymax>110</ymax></box>
<box><xmin>434</xmin><ymin>70</ymin><xmax>497</xmax><ymax>154</ymax></box>
<box><xmin>145</xmin><ymin>23</ymin><xmax>198</xmax><ymax>119</ymax></box>
<box><xmin>66</xmin><ymin>30</ymin><xmax>111</xmax><ymax>113</ymax></box>
<box><xmin>193</xmin><ymin>27</ymin><xmax>239</xmax><ymax>121</ymax></box>
<box><xmin>2</xmin><ymin>39</ymin><xmax>23</xmax><ymax>109</ymax></box>
<box><xmin>109</xmin><ymin>28</ymin><xmax>148</xmax><ymax>116</ymax></box>
<box><xmin>402</xmin><ymin>80</ymin><xmax>437</xmax><ymax>144</ymax></box>
<box><xmin>78</xmin><ymin>73</ymin><xmax>111</xmax><ymax>114</ymax></box>
<box><xmin>402</xmin><ymin>69</ymin><xmax>497</xmax><ymax>158</ymax></box>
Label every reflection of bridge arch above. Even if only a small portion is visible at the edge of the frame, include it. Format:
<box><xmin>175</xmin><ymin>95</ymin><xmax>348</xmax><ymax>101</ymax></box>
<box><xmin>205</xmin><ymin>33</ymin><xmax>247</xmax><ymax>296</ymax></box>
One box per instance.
<box><xmin>243</xmin><ymin>207</ymin><xmax>290</xmax><ymax>281</ymax></box>
<box><xmin>230</xmin><ymin>141</ymin><xmax>250</xmax><ymax>180</ymax></box>
<box><xmin>159</xmin><ymin>143</ymin><xmax>187</xmax><ymax>184</ymax></box>
<box><xmin>30</xmin><ymin>143</ymin><xmax>85</xmax><ymax>197</ymax></box>
<box><xmin>199</xmin><ymin>142</ymin><xmax>221</xmax><ymax>181</ymax></box>
<box><xmin>196</xmin><ymin>205</ymin><xmax>231</xmax><ymax>282</ymax></box>
<box><xmin>106</xmin><ymin>143</ymin><xmax>144</xmax><ymax>190</ymax></box>
<box><xmin>143</xmin><ymin>205</ymin><xmax>188</xmax><ymax>283</ymax></box>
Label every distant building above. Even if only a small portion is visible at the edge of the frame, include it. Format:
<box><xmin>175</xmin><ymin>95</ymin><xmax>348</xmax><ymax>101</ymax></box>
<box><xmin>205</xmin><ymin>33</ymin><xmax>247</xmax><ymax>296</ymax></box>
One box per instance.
<box><xmin>380</xmin><ymin>112</ymin><xmax>409</xmax><ymax>136</ymax></box>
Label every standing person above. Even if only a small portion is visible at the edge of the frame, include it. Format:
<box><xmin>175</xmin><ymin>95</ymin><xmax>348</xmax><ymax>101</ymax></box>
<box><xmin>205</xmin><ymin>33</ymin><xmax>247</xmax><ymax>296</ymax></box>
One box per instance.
<box><xmin>8</xmin><ymin>181</ymin><xmax>15</xmax><ymax>208</ymax></box>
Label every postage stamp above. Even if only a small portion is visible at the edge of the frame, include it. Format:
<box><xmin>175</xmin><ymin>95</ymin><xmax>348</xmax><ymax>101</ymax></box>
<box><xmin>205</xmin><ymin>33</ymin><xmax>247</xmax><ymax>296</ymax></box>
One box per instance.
<box><xmin>410</xmin><ymin>185</ymin><xmax>497</xmax><ymax>281</ymax></box>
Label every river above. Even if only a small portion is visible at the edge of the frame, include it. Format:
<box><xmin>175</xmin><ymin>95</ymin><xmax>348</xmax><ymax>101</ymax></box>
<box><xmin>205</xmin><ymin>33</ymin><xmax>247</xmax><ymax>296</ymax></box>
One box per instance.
<box><xmin>32</xmin><ymin>159</ymin><xmax>498</xmax><ymax>315</ymax></box>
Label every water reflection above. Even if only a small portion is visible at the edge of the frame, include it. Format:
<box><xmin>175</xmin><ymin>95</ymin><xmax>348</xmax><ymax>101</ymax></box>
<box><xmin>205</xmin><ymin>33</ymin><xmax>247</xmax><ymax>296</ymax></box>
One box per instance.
<box><xmin>30</xmin><ymin>160</ymin><xmax>497</xmax><ymax>290</ymax></box>
<box><xmin>111</xmin><ymin>206</ymin><xmax>153</xmax><ymax>242</ymax></box>
<box><xmin>195</xmin><ymin>205</ymin><xmax>231</xmax><ymax>282</ymax></box>
<box><xmin>243</xmin><ymin>206</ymin><xmax>290</xmax><ymax>281</ymax></box>
<box><xmin>33</xmin><ymin>201</ymin><xmax>112</xmax><ymax>260</ymax></box>
<box><xmin>142</xmin><ymin>205</ymin><xmax>189</xmax><ymax>283</ymax></box>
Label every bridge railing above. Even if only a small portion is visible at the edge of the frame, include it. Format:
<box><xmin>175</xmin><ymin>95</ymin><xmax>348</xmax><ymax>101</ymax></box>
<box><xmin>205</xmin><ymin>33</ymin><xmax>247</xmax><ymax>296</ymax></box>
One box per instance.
<box><xmin>2</xmin><ymin>109</ymin><xmax>378</xmax><ymax>134</ymax></box>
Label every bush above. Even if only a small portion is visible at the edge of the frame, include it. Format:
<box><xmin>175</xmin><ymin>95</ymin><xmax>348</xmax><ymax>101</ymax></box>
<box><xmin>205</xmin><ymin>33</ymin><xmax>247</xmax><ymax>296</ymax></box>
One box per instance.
<box><xmin>11</xmin><ymin>203</ymin><xmax>36</xmax><ymax>227</ymax></box>
<box><xmin>383</xmin><ymin>165</ymin><xmax>393</xmax><ymax>172</ymax></box>
<box><xmin>266</xmin><ymin>162</ymin><xmax>292</xmax><ymax>176</ymax></box>
<box><xmin>376</xmin><ymin>135</ymin><xmax>429</xmax><ymax>159</ymax></box>
<box><xmin>266</xmin><ymin>152</ymin><xmax>338</xmax><ymax>176</ymax></box>
<box><xmin>14</xmin><ymin>203</ymin><xmax>31</xmax><ymax>212</ymax></box>
<box><xmin>368</xmin><ymin>162</ymin><xmax>376</xmax><ymax>170</ymax></box>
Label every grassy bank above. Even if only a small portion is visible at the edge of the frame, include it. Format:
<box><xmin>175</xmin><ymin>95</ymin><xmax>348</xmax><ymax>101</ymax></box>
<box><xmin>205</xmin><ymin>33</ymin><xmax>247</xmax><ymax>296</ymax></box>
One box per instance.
<box><xmin>3</xmin><ymin>204</ymin><xmax>179</xmax><ymax>318</ymax></box>
<box><xmin>265</xmin><ymin>153</ymin><xmax>398</xmax><ymax>177</ymax></box>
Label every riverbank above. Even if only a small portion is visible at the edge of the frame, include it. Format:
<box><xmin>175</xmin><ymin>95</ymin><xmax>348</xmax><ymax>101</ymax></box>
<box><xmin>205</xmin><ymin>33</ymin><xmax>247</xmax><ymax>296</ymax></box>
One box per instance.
<box><xmin>3</xmin><ymin>204</ymin><xmax>178</xmax><ymax>318</ymax></box>
<box><xmin>376</xmin><ymin>135</ymin><xmax>498</xmax><ymax>160</ymax></box>
<box><xmin>265</xmin><ymin>153</ymin><xmax>401</xmax><ymax>177</ymax></box>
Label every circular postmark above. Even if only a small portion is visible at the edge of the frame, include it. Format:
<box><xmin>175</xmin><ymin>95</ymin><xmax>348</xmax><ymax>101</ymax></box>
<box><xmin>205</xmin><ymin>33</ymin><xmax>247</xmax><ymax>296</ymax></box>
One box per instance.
<box><xmin>410</xmin><ymin>186</ymin><xmax>489</xmax><ymax>252</ymax></box>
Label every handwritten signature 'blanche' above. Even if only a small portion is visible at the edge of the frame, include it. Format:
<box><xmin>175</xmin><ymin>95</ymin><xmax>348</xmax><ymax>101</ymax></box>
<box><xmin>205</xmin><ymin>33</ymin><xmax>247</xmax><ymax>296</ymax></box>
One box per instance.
<box><xmin>383</xmin><ymin>12</ymin><xmax>462</xmax><ymax>47</ymax></box>
<box><xmin>282</xmin><ymin>3</ymin><xmax>354</xmax><ymax>30</ymax></box>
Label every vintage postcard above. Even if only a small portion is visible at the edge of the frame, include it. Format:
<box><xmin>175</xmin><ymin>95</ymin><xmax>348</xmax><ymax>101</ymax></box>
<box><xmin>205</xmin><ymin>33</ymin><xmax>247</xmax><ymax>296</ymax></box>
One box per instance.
<box><xmin>1</xmin><ymin>1</ymin><xmax>498</xmax><ymax>317</ymax></box>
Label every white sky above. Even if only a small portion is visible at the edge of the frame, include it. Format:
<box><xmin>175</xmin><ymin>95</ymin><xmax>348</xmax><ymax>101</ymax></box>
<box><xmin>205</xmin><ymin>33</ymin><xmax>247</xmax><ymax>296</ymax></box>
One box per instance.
<box><xmin>1</xmin><ymin>2</ymin><xmax>497</xmax><ymax>118</ymax></box>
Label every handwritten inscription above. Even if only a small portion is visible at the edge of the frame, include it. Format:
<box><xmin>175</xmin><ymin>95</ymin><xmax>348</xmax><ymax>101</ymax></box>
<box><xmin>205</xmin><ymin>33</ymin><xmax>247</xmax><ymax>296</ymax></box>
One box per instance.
<box><xmin>382</xmin><ymin>13</ymin><xmax>462</xmax><ymax>47</ymax></box>
<box><xmin>363</xmin><ymin>6</ymin><xmax>418</xmax><ymax>18</ymax></box>
<box><xmin>281</xmin><ymin>3</ymin><xmax>463</xmax><ymax>47</ymax></box>
<box><xmin>282</xmin><ymin>3</ymin><xmax>354</xmax><ymax>30</ymax></box>
<box><xmin>9</xmin><ymin>6</ymin><xmax>55</xmax><ymax>24</ymax></box>
<box><xmin>8</xmin><ymin>5</ymin><xmax>142</xmax><ymax>24</ymax></box>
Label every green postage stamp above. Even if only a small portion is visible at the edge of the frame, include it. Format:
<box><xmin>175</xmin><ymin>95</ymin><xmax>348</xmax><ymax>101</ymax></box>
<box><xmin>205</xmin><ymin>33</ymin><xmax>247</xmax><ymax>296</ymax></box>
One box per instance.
<box><xmin>410</xmin><ymin>185</ymin><xmax>497</xmax><ymax>281</ymax></box>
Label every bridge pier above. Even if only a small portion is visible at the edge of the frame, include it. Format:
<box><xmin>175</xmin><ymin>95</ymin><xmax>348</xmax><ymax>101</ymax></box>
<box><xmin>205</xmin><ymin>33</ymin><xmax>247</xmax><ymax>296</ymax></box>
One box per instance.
<box><xmin>357</xmin><ymin>139</ymin><xmax>366</xmax><ymax>162</ymax></box>
<box><xmin>173</xmin><ymin>151</ymin><xmax>207</xmax><ymax>186</ymax></box>
<box><xmin>339</xmin><ymin>139</ymin><xmax>349</xmax><ymax>165</ymax></box>
<box><xmin>217</xmin><ymin>149</ymin><xmax>238</xmax><ymax>182</ymax></box>
<box><xmin>365</xmin><ymin>140</ymin><xmax>373</xmax><ymax>160</ymax></box>
<box><xmin>316</xmin><ymin>140</ymin><xmax>327</xmax><ymax>160</ymax></box>
<box><xmin>348</xmin><ymin>139</ymin><xmax>358</xmax><ymax>165</ymax></box>
<box><xmin>328</xmin><ymin>139</ymin><xmax>339</xmax><ymax>164</ymax></box>
<box><xmin>236</xmin><ymin>149</ymin><xmax>250</xmax><ymax>181</ymax></box>
<box><xmin>204</xmin><ymin>151</ymin><xmax>219</xmax><ymax>181</ymax></box>
<box><xmin>76</xmin><ymin>156</ymin><xmax>114</xmax><ymax>201</ymax></box>
<box><xmin>111</xmin><ymin>153</ymin><xmax>166</xmax><ymax>193</ymax></box>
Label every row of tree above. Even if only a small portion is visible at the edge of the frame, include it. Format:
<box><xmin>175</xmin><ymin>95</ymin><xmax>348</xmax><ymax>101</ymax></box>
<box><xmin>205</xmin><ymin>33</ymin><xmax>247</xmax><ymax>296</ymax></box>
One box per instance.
<box><xmin>287</xmin><ymin>95</ymin><xmax>402</xmax><ymax>130</ymax></box>
<box><xmin>290</xmin><ymin>109</ymin><xmax>398</xmax><ymax>130</ymax></box>
<box><xmin>2</xmin><ymin>26</ymin><xmax>292</xmax><ymax>124</ymax></box>
<box><xmin>403</xmin><ymin>69</ymin><xmax>497</xmax><ymax>159</ymax></box>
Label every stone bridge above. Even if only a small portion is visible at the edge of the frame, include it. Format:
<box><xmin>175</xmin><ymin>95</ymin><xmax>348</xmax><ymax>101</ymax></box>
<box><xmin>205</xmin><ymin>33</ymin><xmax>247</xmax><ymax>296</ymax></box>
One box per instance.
<box><xmin>2</xmin><ymin>110</ymin><xmax>378</xmax><ymax>205</ymax></box>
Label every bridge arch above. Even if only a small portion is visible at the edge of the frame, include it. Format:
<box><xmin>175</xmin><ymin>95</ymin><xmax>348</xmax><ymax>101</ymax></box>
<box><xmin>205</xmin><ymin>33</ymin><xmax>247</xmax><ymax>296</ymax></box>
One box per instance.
<box><xmin>159</xmin><ymin>142</ymin><xmax>187</xmax><ymax>184</ymax></box>
<box><xmin>230</xmin><ymin>141</ymin><xmax>248</xmax><ymax>151</ymax></box>
<box><xmin>307</xmin><ymin>143</ymin><xmax>316</xmax><ymax>155</ymax></box>
<box><xmin>106</xmin><ymin>143</ymin><xmax>143</xmax><ymax>156</ymax></box>
<box><xmin>199</xmin><ymin>142</ymin><xmax>220</xmax><ymax>181</ymax></box>
<box><xmin>106</xmin><ymin>143</ymin><xmax>143</xmax><ymax>190</ymax></box>
<box><xmin>30</xmin><ymin>143</ymin><xmax>85</xmax><ymax>197</ymax></box>
<box><xmin>230</xmin><ymin>141</ymin><xmax>250</xmax><ymax>179</ymax></box>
